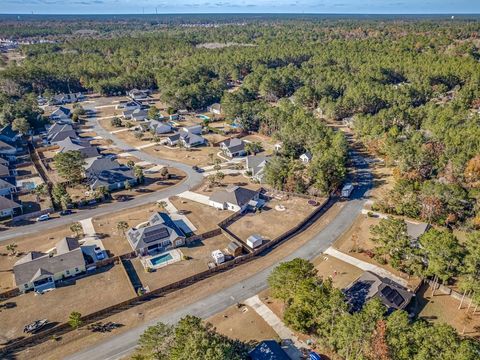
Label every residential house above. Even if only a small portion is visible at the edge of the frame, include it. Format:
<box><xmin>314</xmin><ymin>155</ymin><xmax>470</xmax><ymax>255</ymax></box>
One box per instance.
<box><xmin>248</xmin><ymin>340</ymin><xmax>290</xmax><ymax>360</ymax></box>
<box><xmin>0</xmin><ymin>178</ymin><xmax>17</xmax><ymax>196</ymax></box>
<box><xmin>344</xmin><ymin>271</ymin><xmax>414</xmax><ymax>313</ymax></box>
<box><xmin>149</xmin><ymin>120</ymin><xmax>172</xmax><ymax>134</ymax></box>
<box><xmin>117</xmin><ymin>101</ymin><xmax>141</xmax><ymax>111</ymax></box>
<box><xmin>49</xmin><ymin>106</ymin><xmax>72</xmax><ymax>124</ymax></box>
<box><xmin>207</xmin><ymin>103</ymin><xmax>222</xmax><ymax>115</ymax></box>
<box><xmin>246</xmin><ymin>155</ymin><xmax>270</xmax><ymax>183</ymax></box>
<box><xmin>85</xmin><ymin>157</ymin><xmax>137</xmax><ymax>191</ymax></box>
<box><xmin>127</xmin><ymin>89</ymin><xmax>150</xmax><ymax>101</ymax></box>
<box><xmin>126</xmin><ymin>212</ymin><xmax>186</xmax><ymax>256</ymax></box>
<box><xmin>0</xmin><ymin>196</ymin><xmax>22</xmax><ymax>218</ymax></box>
<box><xmin>56</xmin><ymin>137</ymin><xmax>99</xmax><ymax>159</ymax></box>
<box><xmin>47</xmin><ymin>128</ymin><xmax>78</xmax><ymax>144</ymax></box>
<box><xmin>209</xmin><ymin>185</ymin><xmax>261</xmax><ymax>212</ymax></box>
<box><xmin>13</xmin><ymin>237</ymin><xmax>86</xmax><ymax>292</ymax></box>
<box><xmin>406</xmin><ymin>220</ymin><xmax>430</xmax><ymax>245</ymax></box>
<box><xmin>129</xmin><ymin>108</ymin><xmax>149</xmax><ymax>122</ymax></box>
<box><xmin>182</xmin><ymin>125</ymin><xmax>203</xmax><ymax>135</ymax></box>
<box><xmin>0</xmin><ymin>163</ymin><xmax>11</xmax><ymax>178</ymax></box>
<box><xmin>166</xmin><ymin>131</ymin><xmax>205</xmax><ymax>148</ymax></box>
<box><xmin>220</xmin><ymin>138</ymin><xmax>246</xmax><ymax>158</ymax></box>
<box><xmin>0</xmin><ymin>140</ymin><xmax>17</xmax><ymax>156</ymax></box>
<box><xmin>300</xmin><ymin>151</ymin><xmax>312</xmax><ymax>164</ymax></box>
<box><xmin>47</xmin><ymin>123</ymin><xmax>74</xmax><ymax>137</ymax></box>
<box><xmin>49</xmin><ymin>93</ymin><xmax>84</xmax><ymax>106</ymax></box>
<box><xmin>0</xmin><ymin>124</ymin><xmax>21</xmax><ymax>144</ymax></box>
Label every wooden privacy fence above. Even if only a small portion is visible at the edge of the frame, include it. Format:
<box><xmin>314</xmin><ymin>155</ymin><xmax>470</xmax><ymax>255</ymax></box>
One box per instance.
<box><xmin>0</xmin><ymin>196</ymin><xmax>330</xmax><ymax>356</ymax></box>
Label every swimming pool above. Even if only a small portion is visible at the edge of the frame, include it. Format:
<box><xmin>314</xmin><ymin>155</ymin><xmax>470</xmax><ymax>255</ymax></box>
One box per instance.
<box><xmin>196</xmin><ymin>115</ymin><xmax>210</xmax><ymax>120</ymax></box>
<box><xmin>150</xmin><ymin>253</ymin><xmax>173</xmax><ymax>266</ymax></box>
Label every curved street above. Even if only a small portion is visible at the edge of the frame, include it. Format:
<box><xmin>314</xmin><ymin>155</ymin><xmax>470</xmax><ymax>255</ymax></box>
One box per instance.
<box><xmin>65</xmin><ymin>148</ymin><xmax>372</xmax><ymax>360</ymax></box>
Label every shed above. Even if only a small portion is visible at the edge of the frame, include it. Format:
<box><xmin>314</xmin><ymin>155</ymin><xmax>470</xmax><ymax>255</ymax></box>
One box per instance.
<box><xmin>246</xmin><ymin>234</ymin><xmax>263</xmax><ymax>249</ymax></box>
<box><xmin>227</xmin><ymin>242</ymin><xmax>242</xmax><ymax>257</ymax></box>
<box><xmin>211</xmin><ymin>250</ymin><xmax>225</xmax><ymax>264</ymax></box>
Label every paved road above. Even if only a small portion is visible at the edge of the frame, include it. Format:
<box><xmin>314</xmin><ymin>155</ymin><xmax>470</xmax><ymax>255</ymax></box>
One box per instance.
<box><xmin>0</xmin><ymin>112</ymin><xmax>204</xmax><ymax>243</ymax></box>
<box><xmin>66</xmin><ymin>157</ymin><xmax>372</xmax><ymax>360</ymax></box>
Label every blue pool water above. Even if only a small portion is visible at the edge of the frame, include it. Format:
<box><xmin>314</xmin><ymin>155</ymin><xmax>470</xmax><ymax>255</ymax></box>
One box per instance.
<box><xmin>196</xmin><ymin>115</ymin><xmax>210</xmax><ymax>120</ymax></box>
<box><xmin>150</xmin><ymin>253</ymin><xmax>173</xmax><ymax>266</ymax></box>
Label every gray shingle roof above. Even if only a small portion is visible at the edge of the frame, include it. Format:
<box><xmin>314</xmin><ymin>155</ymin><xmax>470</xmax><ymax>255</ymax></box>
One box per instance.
<box><xmin>85</xmin><ymin>157</ymin><xmax>135</xmax><ymax>189</ymax></box>
<box><xmin>56</xmin><ymin>137</ymin><xmax>99</xmax><ymax>159</ymax></box>
<box><xmin>406</xmin><ymin>221</ymin><xmax>429</xmax><ymax>240</ymax></box>
<box><xmin>126</xmin><ymin>212</ymin><xmax>185</xmax><ymax>251</ymax></box>
<box><xmin>0</xmin><ymin>140</ymin><xmax>16</xmax><ymax>153</ymax></box>
<box><xmin>221</xmin><ymin>138</ymin><xmax>245</xmax><ymax>154</ymax></box>
<box><xmin>13</xmin><ymin>237</ymin><xmax>85</xmax><ymax>286</ymax></box>
<box><xmin>48</xmin><ymin>130</ymin><xmax>78</xmax><ymax>144</ymax></box>
<box><xmin>0</xmin><ymin>196</ymin><xmax>21</xmax><ymax>211</ymax></box>
<box><xmin>246</xmin><ymin>155</ymin><xmax>270</xmax><ymax>177</ymax></box>
<box><xmin>209</xmin><ymin>186</ymin><xmax>258</xmax><ymax>207</ymax></box>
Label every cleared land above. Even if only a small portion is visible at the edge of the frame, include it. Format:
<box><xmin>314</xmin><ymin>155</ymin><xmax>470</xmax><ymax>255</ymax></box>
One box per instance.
<box><xmin>143</xmin><ymin>145</ymin><xmax>222</xmax><ymax>167</ymax></box>
<box><xmin>0</xmin><ymin>264</ymin><xmax>134</xmax><ymax>345</ymax></box>
<box><xmin>208</xmin><ymin>304</ymin><xmax>279</xmax><ymax>343</ymax></box>
<box><xmin>312</xmin><ymin>255</ymin><xmax>364</xmax><ymax>289</ymax></box>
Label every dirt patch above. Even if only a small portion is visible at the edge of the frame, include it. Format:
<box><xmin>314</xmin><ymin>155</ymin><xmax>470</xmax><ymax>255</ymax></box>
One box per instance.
<box><xmin>227</xmin><ymin>197</ymin><xmax>318</xmax><ymax>242</ymax></box>
<box><xmin>208</xmin><ymin>304</ymin><xmax>279</xmax><ymax>343</ymax></box>
<box><xmin>196</xmin><ymin>173</ymin><xmax>260</xmax><ymax>196</ymax></box>
<box><xmin>133</xmin><ymin>234</ymin><xmax>231</xmax><ymax>291</ymax></box>
<box><xmin>0</xmin><ymin>264</ymin><xmax>133</xmax><ymax>345</ymax></box>
<box><xmin>0</xmin><ymin>226</ymin><xmax>73</xmax><ymax>291</ymax></box>
<box><xmin>312</xmin><ymin>255</ymin><xmax>363</xmax><ymax>289</ymax></box>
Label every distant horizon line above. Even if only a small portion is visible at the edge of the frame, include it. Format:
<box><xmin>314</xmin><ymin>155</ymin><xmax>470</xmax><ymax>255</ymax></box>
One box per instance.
<box><xmin>0</xmin><ymin>12</ymin><xmax>479</xmax><ymax>16</ymax></box>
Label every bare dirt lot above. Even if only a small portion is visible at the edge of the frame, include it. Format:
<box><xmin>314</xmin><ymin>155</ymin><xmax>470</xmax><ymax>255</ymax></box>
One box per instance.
<box><xmin>195</xmin><ymin>173</ymin><xmax>261</xmax><ymax>196</ymax></box>
<box><xmin>227</xmin><ymin>197</ymin><xmax>318</xmax><ymax>242</ymax></box>
<box><xmin>208</xmin><ymin>304</ymin><xmax>279</xmax><ymax>344</ymax></box>
<box><xmin>132</xmin><ymin>234</ymin><xmax>231</xmax><ymax>291</ymax></box>
<box><xmin>143</xmin><ymin>145</ymin><xmax>222</xmax><ymax>167</ymax></box>
<box><xmin>92</xmin><ymin>203</ymin><xmax>161</xmax><ymax>257</ymax></box>
<box><xmin>169</xmin><ymin>196</ymin><xmax>231</xmax><ymax>234</ymax></box>
<box><xmin>0</xmin><ymin>264</ymin><xmax>134</xmax><ymax>345</ymax></box>
<box><xmin>312</xmin><ymin>255</ymin><xmax>363</xmax><ymax>289</ymax></box>
<box><xmin>0</xmin><ymin>226</ymin><xmax>73</xmax><ymax>291</ymax></box>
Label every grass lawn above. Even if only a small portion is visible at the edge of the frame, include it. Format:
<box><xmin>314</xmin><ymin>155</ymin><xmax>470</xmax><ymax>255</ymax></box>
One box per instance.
<box><xmin>0</xmin><ymin>264</ymin><xmax>134</xmax><ymax>345</ymax></box>
<box><xmin>132</xmin><ymin>234</ymin><xmax>231</xmax><ymax>291</ymax></box>
<box><xmin>208</xmin><ymin>304</ymin><xmax>279</xmax><ymax>343</ymax></box>
<box><xmin>227</xmin><ymin>196</ymin><xmax>317</xmax><ymax>242</ymax></box>
<box><xmin>0</xmin><ymin>226</ymin><xmax>73</xmax><ymax>292</ymax></box>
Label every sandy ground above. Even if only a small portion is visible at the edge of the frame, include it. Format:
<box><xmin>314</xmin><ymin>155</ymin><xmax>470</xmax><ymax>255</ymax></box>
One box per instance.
<box><xmin>0</xmin><ymin>264</ymin><xmax>134</xmax><ymax>345</ymax></box>
<box><xmin>0</xmin><ymin>226</ymin><xmax>73</xmax><ymax>291</ymax></box>
<box><xmin>312</xmin><ymin>255</ymin><xmax>364</xmax><ymax>289</ymax></box>
<box><xmin>13</xmin><ymin>200</ymin><xmax>347</xmax><ymax>360</ymax></box>
<box><xmin>208</xmin><ymin>304</ymin><xmax>279</xmax><ymax>344</ymax></box>
<box><xmin>143</xmin><ymin>145</ymin><xmax>222</xmax><ymax>167</ymax></box>
<box><xmin>132</xmin><ymin>234</ymin><xmax>231</xmax><ymax>291</ymax></box>
<box><xmin>227</xmin><ymin>197</ymin><xmax>317</xmax><ymax>242</ymax></box>
<box><xmin>196</xmin><ymin>173</ymin><xmax>261</xmax><ymax>196</ymax></box>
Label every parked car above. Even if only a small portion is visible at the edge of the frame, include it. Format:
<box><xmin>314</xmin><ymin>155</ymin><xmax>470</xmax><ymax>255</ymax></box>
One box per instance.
<box><xmin>59</xmin><ymin>209</ymin><xmax>73</xmax><ymax>216</ymax></box>
<box><xmin>341</xmin><ymin>183</ymin><xmax>354</xmax><ymax>198</ymax></box>
<box><xmin>94</xmin><ymin>246</ymin><xmax>105</xmax><ymax>260</ymax></box>
<box><xmin>36</xmin><ymin>214</ymin><xmax>50</xmax><ymax>222</ymax></box>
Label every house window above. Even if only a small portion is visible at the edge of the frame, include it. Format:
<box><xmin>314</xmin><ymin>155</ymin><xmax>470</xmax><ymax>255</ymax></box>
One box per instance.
<box><xmin>75</xmin><ymin>267</ymin><xmax>79</xmax><ymax>272</ymax></box>
<box><xmin>24</xmin><ymin>284</ymin><xmax>28</xmax><ymax>289</ymax></box>
<box><xmin>66</xmin><ymin>270</ymin><xmax>70</xmax><ymax>275</ymax></box>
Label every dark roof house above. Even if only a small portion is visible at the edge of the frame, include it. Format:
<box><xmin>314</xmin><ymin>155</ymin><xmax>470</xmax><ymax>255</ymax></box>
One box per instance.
<box><xmin>248</xmin><ymin>340</ymin><xmax>290</xmax><ymax>360</ymax></box>
<box><xmin>0</xmin><ymin>124</ymin><xmax>21</xmax><ymax>144</ymax></box>
<box><xmin>85</xmin><ymin>157</ymin><xmax>136</xmax><ymax>191</ymax></box>
<box><xmin>0</xmin><ymin>196</ymin><xmax>21</xmax><ymax>218</ymax></box>
<box><xmin>126</xmin><ymin>212</ymin><xmax>185</xmax><ymax>255</ymax></box>
<box><xmin>209</xmin><ymin>186</ymin><xmax>261</xmax><ymax>212</ymax></box>
<box><xmin>56</xmin><ymin>137</ymin><xmax>99</xmax><ymax>159</ymax></box>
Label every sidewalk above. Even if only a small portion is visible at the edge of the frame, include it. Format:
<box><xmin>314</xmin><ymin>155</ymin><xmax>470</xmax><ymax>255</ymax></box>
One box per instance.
<box><xmin>324</xmin><ymin>247</ymin><xmax>408</xmax><ymax>287</ymax></box>
<box><xmin>245</xmin><ymin>295</ymin><xmax>304</xmax><ymax>359</ymax></box>
<box><xmin>177</xmin><ymin>191</ymin><xmax>211</xmax><ymax>206</ymax></box>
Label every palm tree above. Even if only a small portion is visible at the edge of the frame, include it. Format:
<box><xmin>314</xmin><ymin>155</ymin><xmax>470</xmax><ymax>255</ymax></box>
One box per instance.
<box><xmin>70</xmin><ymin>222</ymin><xmax>83</xmax><ymax>238</ymax></box>
<box><xmin>6</xmin><ymin>242</ymin><xmax>18</xmax><ymax>256</ymax></box>
<box><xmin>117</xmin><ymin>221</ymin><xmax>129</xmax><ymax>237</ymax></box>
<box><xmin>157</xmin><ymin>201</ymin><xmax>168</xmax><ymax>212</ymax></box>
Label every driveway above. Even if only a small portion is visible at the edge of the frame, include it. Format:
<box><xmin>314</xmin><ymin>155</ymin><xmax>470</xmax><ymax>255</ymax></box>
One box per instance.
<box><xmin>65</xmin><ymin>152</ymin><xmax>373</xmax><ymax>360</ymax></box>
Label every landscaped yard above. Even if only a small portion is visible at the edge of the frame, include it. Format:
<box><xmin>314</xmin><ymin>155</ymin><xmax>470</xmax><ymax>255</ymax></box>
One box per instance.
<box><xmin>227</xmin><ymin>196</ymin><xmax>318</xmax><ymax>242</ymax></box>
<box><xmin>169</xmin><ymin>196</ymin><xmax>231</xmax><ymax>234</ymax></box>
<box><xmin>0</xmin><ymin>264</ymin><xmax>134</xmax><ymax>345</ymax></box>
<box><xmin>0</xmin><ymin>225</ymin><xmax>74</xmax><ymax>292</ymax></box>
<box><xmin>131</xmin><ymin>234</ymin><xmax>231</xmax><ymax>291</ymax></box>
<box><xmin>92</xmin><ymin>203</ymin><xmax>161</xmax><ymax>256</ymax></box>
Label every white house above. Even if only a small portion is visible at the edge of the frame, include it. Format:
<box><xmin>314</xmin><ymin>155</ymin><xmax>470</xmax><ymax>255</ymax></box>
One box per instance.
<box><xmin>300</xmin><ymin>151</ymin><xmax>312</xmax><ymax>164</ymax></box>
<box><xmin>149</xmin><ymin>120</ymin><xmax>172</xmax><ymax>134</ymax></box>
<box><xmin>220</xmin><ymin>138</ymin><xmax>246</xmax><ymax>158</ymax></box>
<box><xmin>207</xmin><ymin>103</ymin><xmax>222</xmax><ymax>115</ymax></box>
<box><xmin>49</xmin><ymin>106</ymin><xmax>72</xmax><ymax>124</ymax></box>
<box><xmin>182</xmin><ymin>125</ymin><xmax>203</xmax><ymax>135</ymax></box>
<box><xmin>209</xmin><ymin>186</ymin><xmax>261</xmax><ymax>213</ymax></box>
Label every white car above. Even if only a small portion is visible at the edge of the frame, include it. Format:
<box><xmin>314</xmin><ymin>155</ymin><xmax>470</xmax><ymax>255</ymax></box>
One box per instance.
<box><xmin>94</xmin><ymin>246</ymin><xmax>105</xmax><ymax>260</ymax></box>
<box><xmin>36</xmin><ymin>214</ymin><xmax>50</xmax><ymax>222</ymax></box>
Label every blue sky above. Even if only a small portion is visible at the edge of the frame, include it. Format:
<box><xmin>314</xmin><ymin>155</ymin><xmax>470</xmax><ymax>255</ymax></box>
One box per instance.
<box><xmin>1</xmin><ymin>0</ymin><xmax>479</xmax><ymax>15</ymax></box>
